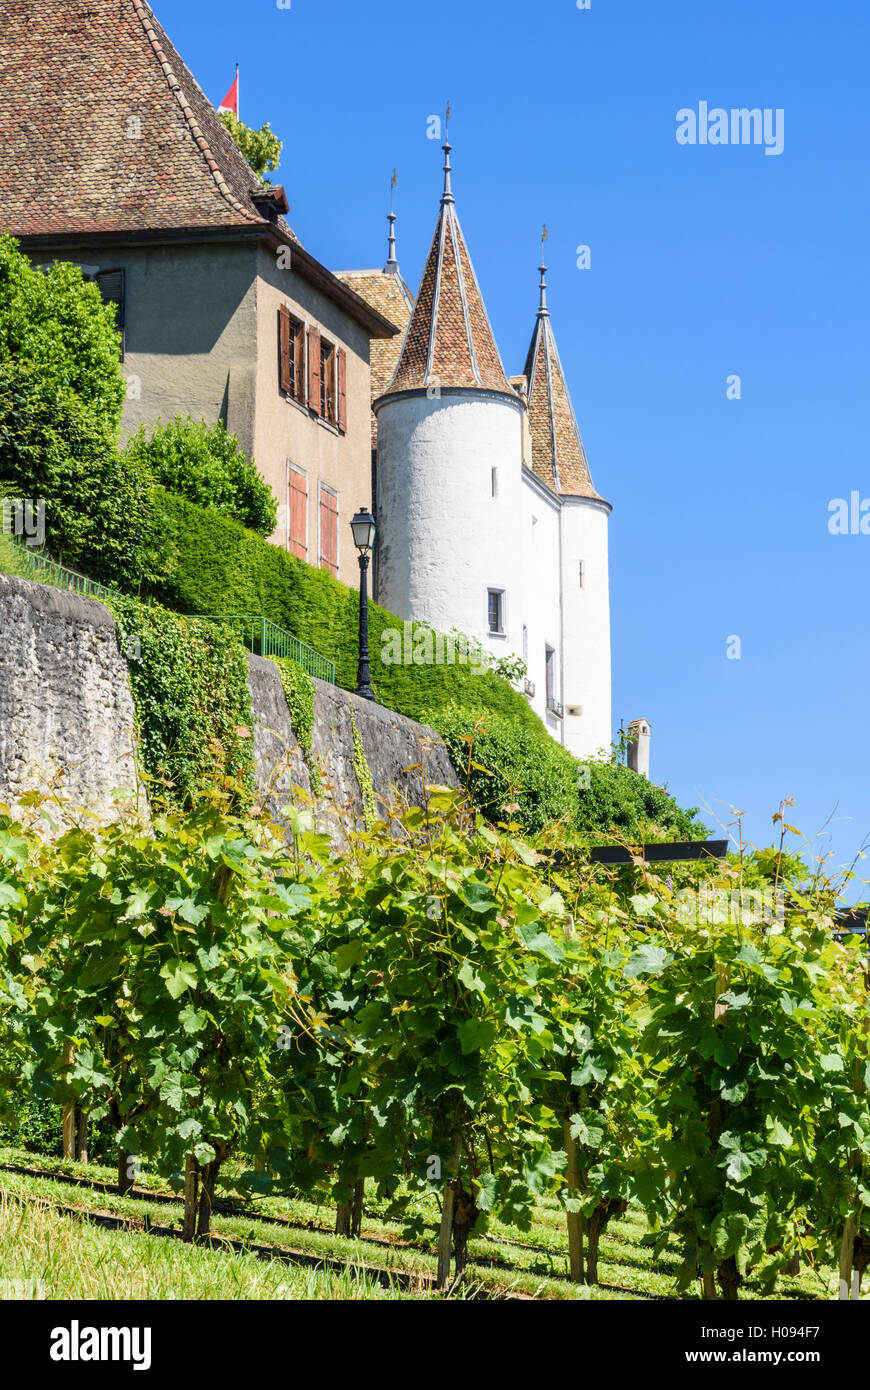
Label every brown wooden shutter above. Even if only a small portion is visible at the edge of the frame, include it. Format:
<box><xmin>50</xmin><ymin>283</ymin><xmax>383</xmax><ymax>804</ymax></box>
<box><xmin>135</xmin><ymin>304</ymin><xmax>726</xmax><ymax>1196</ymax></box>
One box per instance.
<box><xmin>319</xmin><ymin>486</ymin><xmax>338</xmax><ymax>576</ymax></box>
<box><xmin>337</xmin><ymin>348</ymin><xmax>347</xmax><ymax>433</ymax></box>
<box><xmin>279</xmin><ymin>306</ymin><xmax>292</xmax><ymax>394</ymax></box>
<box><xmin>294</xmin><ymin>324</ymin><xmax>307</xmax><ymax>405</ymax></box>
<box><xmin>308</xmin><ymin>326</ymin><xmax>322</xmax><ymax>414</ymax></box>
<box><xmin>289</xmin><ymin>468</ymin><xmax>307</xmax><ymax>560</ymax></box>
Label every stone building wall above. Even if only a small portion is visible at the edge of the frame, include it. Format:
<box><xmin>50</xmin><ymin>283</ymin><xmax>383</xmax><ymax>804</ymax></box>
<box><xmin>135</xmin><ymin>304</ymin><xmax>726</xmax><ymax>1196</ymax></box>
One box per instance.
<box><xmin>0</xmin><ymin>575</ymin><xmax>458</xmax><ymax>833</ymax></box>
<box><xmin>0</xmin><ymin>573</ymin><xmax>142</xmax><ymax>822</ymax></box>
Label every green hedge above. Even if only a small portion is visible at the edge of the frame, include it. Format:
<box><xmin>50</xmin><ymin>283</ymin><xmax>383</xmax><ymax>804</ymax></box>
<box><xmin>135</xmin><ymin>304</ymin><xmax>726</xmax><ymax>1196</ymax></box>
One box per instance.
<box><xmin>150</xmin><ymin>489</ymin><xmax>558</xmax><ymax>729</ymax></box>
<box><xmin>141</xmin><ymin>491</ymin><xmax>703</xmax><ymax>839</ymax></box>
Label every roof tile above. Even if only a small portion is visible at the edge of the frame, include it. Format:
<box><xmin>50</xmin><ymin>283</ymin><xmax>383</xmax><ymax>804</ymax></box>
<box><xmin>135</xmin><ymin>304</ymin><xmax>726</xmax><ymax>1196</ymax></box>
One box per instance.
<box><xmin>0</xmin><ymin>0</ymin><xmax>293</xmax><ymax>238</ymax></box>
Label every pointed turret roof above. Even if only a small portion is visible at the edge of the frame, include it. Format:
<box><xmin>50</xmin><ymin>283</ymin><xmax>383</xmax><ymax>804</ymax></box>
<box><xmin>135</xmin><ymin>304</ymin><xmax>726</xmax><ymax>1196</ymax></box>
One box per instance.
<box><xmin>336</xmin><ymin>198</ymin><xmax>414</xmax><ymax>445</ymax></box>
<box><xmin>384</xmin><ymin>144</ymin><xmax>514</xmax><ymax>398</ymax></box>
<box><xmin>0</xmin><ymin>0</ymin><xmax>293</xmax><ymax>238</ymax></box>
<box><xmin>523</xmin><ymin>259</ymin><xmax>601</xmax><ymax>499</ymax></box>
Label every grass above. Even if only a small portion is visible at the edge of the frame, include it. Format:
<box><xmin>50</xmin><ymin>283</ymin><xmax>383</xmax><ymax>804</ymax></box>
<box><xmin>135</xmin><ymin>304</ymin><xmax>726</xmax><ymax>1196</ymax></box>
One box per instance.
<box><xmin>0</xmin><ymin>1145</ymin><xmax>848</xmax><ymax>1302</ymax></box>
<box><xmin>0</xmin><ymin>1190</ymin><xmax>421</xmax><ymax>1301</ymax></box>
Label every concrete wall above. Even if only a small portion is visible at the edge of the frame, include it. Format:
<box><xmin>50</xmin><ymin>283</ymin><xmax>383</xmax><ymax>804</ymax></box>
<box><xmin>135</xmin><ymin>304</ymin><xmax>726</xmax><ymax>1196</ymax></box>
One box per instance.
<box><xmin>0</xmin><ymin>574</ymin><xmax>141</xmax><ymax>822</ymax></box>
<box><xmin>29</xmin><ymin>241</ymin><xmax>260</xmax><ymax>457</ymax></box>
<box><xmin>0</xmin><ymin>575</ymin><xmax>457</xmax><ymax>834</ymax></box>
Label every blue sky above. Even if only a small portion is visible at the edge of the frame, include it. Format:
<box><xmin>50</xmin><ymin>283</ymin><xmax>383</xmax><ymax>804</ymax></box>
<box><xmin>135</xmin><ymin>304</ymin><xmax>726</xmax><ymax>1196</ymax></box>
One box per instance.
<box><xmin>161</xmin><ymin>0</ymin><xmax>869</xmax><ymax>893</ymax></box>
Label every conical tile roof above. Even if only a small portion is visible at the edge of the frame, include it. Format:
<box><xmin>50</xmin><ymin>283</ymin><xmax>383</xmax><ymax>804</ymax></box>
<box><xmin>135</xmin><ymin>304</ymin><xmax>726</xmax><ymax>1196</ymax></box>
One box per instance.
<box><xmin>523</xmin><ymin>263</ymin><xmax>601</xmax><ymax>499</ymax></box>
<box><xmin>385</xmin><ymin>145</ymin><xmax>514</xmax><ymax>397</ymax></box>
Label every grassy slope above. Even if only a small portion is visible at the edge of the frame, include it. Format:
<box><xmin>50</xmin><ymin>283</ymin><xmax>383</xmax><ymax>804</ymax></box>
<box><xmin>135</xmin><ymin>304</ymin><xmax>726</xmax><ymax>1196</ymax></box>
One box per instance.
<box><xmin>0</xmin><ymin>1147</ymin><xmax>841</xmax><ymax>1302</ymax></box>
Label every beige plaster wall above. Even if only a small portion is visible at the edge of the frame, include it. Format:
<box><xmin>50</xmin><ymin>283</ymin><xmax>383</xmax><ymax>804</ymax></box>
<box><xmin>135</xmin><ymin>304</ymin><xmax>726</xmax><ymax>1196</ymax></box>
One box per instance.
<box><xmin>254</xmin><ymin>244</ymin><xmax>374</xmax><ymax>588</ymax></box>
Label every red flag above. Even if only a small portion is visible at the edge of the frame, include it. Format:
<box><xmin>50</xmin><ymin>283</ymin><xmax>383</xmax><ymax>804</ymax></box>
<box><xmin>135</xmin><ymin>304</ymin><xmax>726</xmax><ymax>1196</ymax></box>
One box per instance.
<box><xmin>218</xmin><ymin>68</ymin><xmax>239</xmax><ymax>119</ymax></box>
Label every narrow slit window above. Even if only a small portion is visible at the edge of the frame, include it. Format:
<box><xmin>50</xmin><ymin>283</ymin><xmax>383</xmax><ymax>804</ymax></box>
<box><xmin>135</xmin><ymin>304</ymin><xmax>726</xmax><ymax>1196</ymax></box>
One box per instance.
<box><xmin>488</xmin><ymin>589</ymin><xmax>505</xmax><ymax>635</ymax></box>
<box><xmin>545</xmin><ymin>645</ymin><xmax>556</xmax><ymax>708</ymax></box>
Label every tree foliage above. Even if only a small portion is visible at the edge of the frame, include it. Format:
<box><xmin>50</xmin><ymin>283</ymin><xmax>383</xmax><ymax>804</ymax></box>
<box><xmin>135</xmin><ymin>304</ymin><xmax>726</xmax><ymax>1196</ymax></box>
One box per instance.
<box><xmin>219</xmin><ymin>112</ymin><xmax>283</xmax><ymax>182</ymax></box>
<box><xmin>122</xmin><ymin>416</ymin><xmax>277</xmax><ymax>537</ymax></box>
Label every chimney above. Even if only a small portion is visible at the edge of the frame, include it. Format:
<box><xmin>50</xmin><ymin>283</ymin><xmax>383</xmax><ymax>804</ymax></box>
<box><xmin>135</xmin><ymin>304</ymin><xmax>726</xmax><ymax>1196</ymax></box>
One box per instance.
<box><xmin>627</xmin><ymin>718</ymin><xmax>651</xmax><ymax>779</ymax></box>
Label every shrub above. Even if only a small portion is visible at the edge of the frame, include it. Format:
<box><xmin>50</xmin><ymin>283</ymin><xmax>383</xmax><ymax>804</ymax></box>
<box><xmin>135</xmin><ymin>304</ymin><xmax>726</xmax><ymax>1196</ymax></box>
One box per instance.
<box><xmin>123</xmin><ymin>417</ymin><xmax>277</xmax><ymax>537</ymax></box>
<box><xmin>433</xmin><ymin>702</ymin><xmax>704</xmax><ymax>839</ymax></box>
<box><xmin>0</xmin><ymin>234</ymin><xmax>126</xmax><ymax>436</ymax></box>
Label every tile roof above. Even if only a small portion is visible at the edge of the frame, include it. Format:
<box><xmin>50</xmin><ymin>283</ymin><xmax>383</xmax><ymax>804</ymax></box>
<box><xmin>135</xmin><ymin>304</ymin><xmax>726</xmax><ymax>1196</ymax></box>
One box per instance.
<box><xmin>523</xmin><ymin>267</ymin><xmax>602</xmax><ymax>500</ymax></box>
<box><xmin>334</xmin><ymin>268</ymin><xmax>413</xmax><ymax>445</ymax></box>
<box><xmin>0</xmin><ymin>0</ymin><xmax>294</xmax><ymax>238</ymax></box>
<box><xmin>384</xmin><ymin>147</ymin><xmax>514</xmax><ymax>398</ymax></box>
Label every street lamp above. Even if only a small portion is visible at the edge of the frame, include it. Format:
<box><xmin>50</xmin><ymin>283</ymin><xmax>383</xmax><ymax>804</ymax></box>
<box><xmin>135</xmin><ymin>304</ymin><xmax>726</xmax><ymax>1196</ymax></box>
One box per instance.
<box><xmin>350</xmin><ymin>506</ymin><xmax>376</xmax><ymax>701</ymax></box>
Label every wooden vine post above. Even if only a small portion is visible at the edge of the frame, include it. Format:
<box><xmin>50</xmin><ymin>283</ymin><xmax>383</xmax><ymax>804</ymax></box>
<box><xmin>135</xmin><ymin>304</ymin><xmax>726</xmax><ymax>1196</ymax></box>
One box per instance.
<box><xmin>564</xmin><ymin>1117</ymin><xmax>585</xmax><ymax>1283</ymax></box>
<box><xmin>561</xmin><ymin>913</ymin><xmax>585</xmax><ymax>1283</ymax></box>
<box><xmin>838</xmin><ymin>935</ymin><xmax>869</xmax><ymax>1300</ymax></box>
<box><xmin>61</xmin><ymin>1042</ymin><xmax>76</xmax><ymax>1160</ymax></box>
<box><xmin>435</xmin><ymin>1134</ymin><xmax>464</xmax><ymax>1293</ymax></box>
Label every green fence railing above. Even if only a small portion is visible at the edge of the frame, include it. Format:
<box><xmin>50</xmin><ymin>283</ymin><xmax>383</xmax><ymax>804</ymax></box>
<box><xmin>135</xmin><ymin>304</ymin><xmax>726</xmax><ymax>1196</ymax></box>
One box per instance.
<box><xmin>192</xmin><ymin>614</ymin><xmax>336</xmax><ymax>685</ymax></box>
<box><xmin>5</xmin><ymin>540</ymin><xmax>118</xmax><ymax>602</ymax></box>
<box><xmin>3</xmin><ymin>540</ymin><xmax>336</xmax><ymax>685</ymax></box>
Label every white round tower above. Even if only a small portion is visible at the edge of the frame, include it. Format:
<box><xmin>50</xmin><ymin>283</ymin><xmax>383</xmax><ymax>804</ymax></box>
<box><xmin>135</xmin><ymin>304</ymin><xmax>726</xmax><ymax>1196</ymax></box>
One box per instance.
<box><xmin>373</xmin><ymin>143</ymin><xmax>525</xmax><ymax>662</ymax></box>
<box><xmin>521</xmin><ymin>255</ymin><xmax>612</xmax><ymax>760</ymax></box>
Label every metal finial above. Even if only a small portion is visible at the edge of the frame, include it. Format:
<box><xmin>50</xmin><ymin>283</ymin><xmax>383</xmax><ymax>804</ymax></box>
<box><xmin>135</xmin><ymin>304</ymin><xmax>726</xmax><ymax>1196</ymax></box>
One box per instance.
<box><xmin>442</xmin><ymin>142</ymin><xmax>454</xmax><ymax>204</ymax></box>
<box><xmin>538</xmin><ymin>224</ymin><xmax>549</xmax><ymax>314</ymax></box>
<box><xmin>386</xmin><ymin>169</ymin><xmax>399</xmax><ymax>272</ymax></box>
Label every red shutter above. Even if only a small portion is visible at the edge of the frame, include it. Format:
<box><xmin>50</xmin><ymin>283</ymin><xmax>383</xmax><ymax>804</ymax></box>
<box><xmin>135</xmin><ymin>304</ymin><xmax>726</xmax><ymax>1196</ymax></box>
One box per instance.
<box><xmin>337</xmin><ymin>347</ymin><xmax>347</xmax><ymax>433</ymax></box>
<box><xmin>289</xmin><ymin>468</ymin><xmax>307</xmax><ymax>560</ymax></box>
<box><xmin>278</xmin><ymin>306</ymin><xmax>291</xmax><ymax>394</ymax></box>
<box><xmin>308</xmin><ymin>326</ymin><xmax>322</xmax><ymax>414</ymax></box>
<box><xmin>319</xmin><ymin>486</ymin><xmax>338</xmax><ymax>576</ymax></box>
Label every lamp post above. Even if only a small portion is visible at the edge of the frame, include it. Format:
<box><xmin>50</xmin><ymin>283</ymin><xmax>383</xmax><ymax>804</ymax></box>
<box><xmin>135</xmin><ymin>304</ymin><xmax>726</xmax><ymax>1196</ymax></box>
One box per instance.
<box><xmin>350</xmin><ymin>506</ymin><xmax>376</xmax><ymax>701</ymax></box>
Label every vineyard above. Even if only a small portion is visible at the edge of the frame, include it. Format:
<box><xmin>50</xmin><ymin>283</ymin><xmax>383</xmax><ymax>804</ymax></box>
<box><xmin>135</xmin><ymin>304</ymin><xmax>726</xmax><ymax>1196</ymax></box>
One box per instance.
<box><xmin>0</xmin><ymin>777</ymin><xmax>867</xmax><ymax>1302</ymax></box>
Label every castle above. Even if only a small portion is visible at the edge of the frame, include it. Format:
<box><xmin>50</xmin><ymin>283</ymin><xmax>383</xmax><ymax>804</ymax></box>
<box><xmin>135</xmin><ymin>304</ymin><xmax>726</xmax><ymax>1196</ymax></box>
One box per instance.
<box><xmin>0</xmin><ymin>0</ymin><xmax>612</xmax><ymax>762</ymax></box>
<box><xmin>343</xmin><ymin>146</ymin><xmax>612</xmax><ymax>761</ymax></box>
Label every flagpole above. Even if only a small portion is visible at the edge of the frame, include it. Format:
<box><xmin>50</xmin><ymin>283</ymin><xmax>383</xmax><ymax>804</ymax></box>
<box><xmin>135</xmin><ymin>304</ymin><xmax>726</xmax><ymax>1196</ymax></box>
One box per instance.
<box><xmin>235</xmin><ymin>62</ymin><xmax>239</xmax><ymax>123</ymax></box>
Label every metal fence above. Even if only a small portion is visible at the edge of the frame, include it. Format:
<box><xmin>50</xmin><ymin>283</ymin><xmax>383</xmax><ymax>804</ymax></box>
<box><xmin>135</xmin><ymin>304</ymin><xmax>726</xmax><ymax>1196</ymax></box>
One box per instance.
<box><xmin>4</xmin><ymin>541</ymin><xmax>336</xmax><ymax>684</ymax></box>
<box><xmin>4</xmin><ymin>542</ymin><xmax>117</xmax><ymax>602</ymax></box>
<box><xmin>192</xmin><ymin>614</ymin><xmax>336</xmax><ymax>684</ymax></box>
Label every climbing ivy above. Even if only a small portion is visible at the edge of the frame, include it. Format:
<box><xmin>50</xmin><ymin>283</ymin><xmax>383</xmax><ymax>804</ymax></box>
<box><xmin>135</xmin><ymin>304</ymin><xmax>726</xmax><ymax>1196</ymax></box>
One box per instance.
<box><xmin>108</xmin><ymin>595</ymin><xmax>255</xmax><ymax>812</ymax></box>
<box><xmin>269</xmin><ymin>657</ymin><xmax>322</xmax><ymax>795</ymax></box>
<box><xmin>349</xmin><ymin>702</ymin><xmax>376</xmax><ymax>829</ymax></box>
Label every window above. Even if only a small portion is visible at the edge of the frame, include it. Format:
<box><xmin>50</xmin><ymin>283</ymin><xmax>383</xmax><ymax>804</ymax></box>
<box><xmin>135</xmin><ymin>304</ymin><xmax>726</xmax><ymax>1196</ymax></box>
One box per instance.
<box><xmin>304</xmin><ymin>326</ymin><xmax>347</xmax><ymax>430</ymax></box>
<box><xmin>522</xmin><ymin>624</ymin><xmax>528</xmax><ymax>663</ymax></box>
<box><xmin>319</xmin><ymin>484</ymin><xmax>339</xmax><ymax>576</ymax></box>
<box><xmin>491</xmin><ymin>467</ymin><xmax>499</xmax><ymax>498</ymax></box>
<box><xmin>487</xmin><ymin>588</ymin><xmax>505</xmax><ymax>635</ymax></box>
<box><xmin>545</xmin><ymin>645</ymin><xmax>557</xmax><ymax>708</ymax></box>
<box><xmin>93</xmin><ymin>268</ymin><xmax>126</xmax><ymax>359</ymax></box>
<box><xmin>279</xmin><ymin>306</ymin><xmax>306</xmax><ymax>403</ymax></box>
<box><xmin>320</xmin><ymin>340</ymin><xmax>336</xmax><ymax>422</ymax></box>
<box><xmin>288</xmin><ymin>464</ymin><xmax>308</xmax><ymax>560</ymax></box>
<box><xmin>578</xmin><ymin>559</ymin><xmax>585</xmax><ymax>588</ymax></box>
